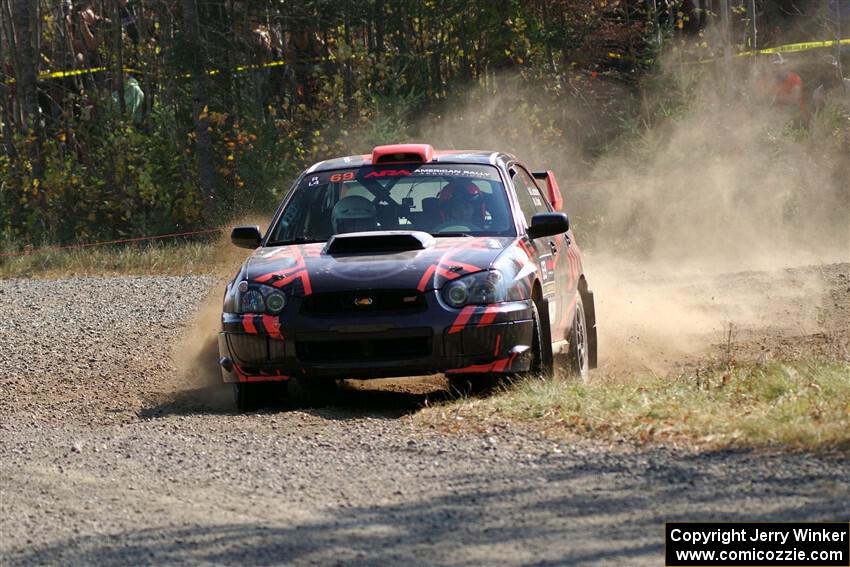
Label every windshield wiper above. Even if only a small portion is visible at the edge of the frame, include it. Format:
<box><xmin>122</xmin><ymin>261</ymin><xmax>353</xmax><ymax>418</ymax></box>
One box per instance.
<box><xmin>434</xmin><ymin>232</ymin><xmax>474</xmax><ymax>238</ymax></box>
<box><xmin>266</xmin><ymin>237</ymin><xmax>326</xmax><ymax>246</ymax></box>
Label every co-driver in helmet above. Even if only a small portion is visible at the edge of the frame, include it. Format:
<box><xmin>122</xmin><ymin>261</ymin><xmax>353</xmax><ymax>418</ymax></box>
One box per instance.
<box><xmin>434</xmin><ymin>181</ymin><xmax>486</xmax><ymax>231</ymax></box>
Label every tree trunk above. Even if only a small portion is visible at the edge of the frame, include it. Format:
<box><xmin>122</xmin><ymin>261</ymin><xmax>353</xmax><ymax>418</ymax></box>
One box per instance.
<box><xmin>374</xmin><ymin>0</ymin><xmax>385</xmax><ymax>93</ymax></box>
<box><xmin>12</xmin><ymin>0</ymin><xmax>37</xmax><ymax>129</ymax></box>
<box><xmin>343</xmin><ymin>3</ymin><xmax>352</xmax><ymax>110</ymax></box>
<box><xmin>182</xmin><ymin>0</ymin><xmax>216</xmax><ymax>222</ymax></box>
<box><xmin>13</xmin><ymin>0</ymin><xmax>43</xmax><ymax>177</ymax></box>
<box><xmin>113</xmin><ymin>0</ymin><xmax>125</xmax><ymax>117</ymax></box>
<box><xmin>3</xmin><ymin>0</ymin><xmax>21</xmax><ymax>130</ymax></box>
<box><xmin>0</xmin><ymin>5</ymin><xmax>16</xmax><ymax>160</ymax></box>
<box><xmin>374</xmin><ymin>0</ymin><xmax>384</xmax><ymax>53</ymax></box>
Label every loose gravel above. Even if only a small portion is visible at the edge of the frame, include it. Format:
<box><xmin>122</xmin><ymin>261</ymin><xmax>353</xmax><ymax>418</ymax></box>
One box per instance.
<box><xmin>0</xmin><ymin>276</ymin><xmax>217</xmax><ymax>424</ymax></box>
<box><xmin>0</xmin><ymin>274</ymin><xmax>847</xmax><ymax>566</ymax></box>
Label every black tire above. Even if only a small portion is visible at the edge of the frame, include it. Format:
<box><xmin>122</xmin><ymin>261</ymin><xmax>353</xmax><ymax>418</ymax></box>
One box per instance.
<box><xmin>447</xmin><ymin>373</ymin><xmax>498</xmax><ymax>396</ymax></box>
<box><xmin>582</xmin><ymin>288</ymin><xmax>598</xmax><ymax>369</ymax></box>
<box><xmin>529</xmin><ymin>300</ymin><xmax>555</xmax><ymax>378</ymax></box>
<box><xmin>566</xmin><ymin>294</ymin><xmax>590</xmax><ymax>380</ymax></box>
<box><xmin>286</xmin><ymin>376</ymin><xmax>337</xmax><ymax>408</ymax></box>
<box><xmin>233</xmin><ymin>381</ymin><xmax>277</xmax><ymax>411</ymax></box>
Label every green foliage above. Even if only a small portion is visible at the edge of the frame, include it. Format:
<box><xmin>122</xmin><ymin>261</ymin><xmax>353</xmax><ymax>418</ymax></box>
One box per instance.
<box><xmin>0</xmin><ymin>106</ymin><xmax>200</xmax><ymax>245</ymax></box>
<box><xmin>1</xmin><ymin>0</ymin><xmax>654</xmax><ymax>247</ymax></box>
<box><xmin>3</xmin><ymin>0</ymin><xmax>843</xmax><ymax>250</ymax></box>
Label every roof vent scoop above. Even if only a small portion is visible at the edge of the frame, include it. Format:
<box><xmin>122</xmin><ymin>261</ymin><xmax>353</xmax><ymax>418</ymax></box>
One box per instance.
<box><xmin>323</xmin><ymin>231</ymin><xmax>435</xmax><ymax>255</ymax></box>
<box><xmin>371</xmin><ymin>144</ymin><xmax>434</xmax><ymax>164</ymax></box>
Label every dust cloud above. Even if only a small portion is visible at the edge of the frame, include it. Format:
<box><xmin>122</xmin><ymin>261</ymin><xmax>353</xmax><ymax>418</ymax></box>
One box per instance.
<box><xmin>417</xmin><ymin>53</ymin><xmax>848</xmax><ymax>372</ymax></box>
<box><xmin>167</xmin><ymin>229</ymin><xmax>244</xmax><ymax>402</ymax></box>
<box><xmin>173</xmin><ymin>53</ymin><xmax>848</xmax><ymax>385</ymax></box>
<box><xmin>171</xmin><ymin>285</ymin><xmax>225</xmax><ymax>390</ymax></box>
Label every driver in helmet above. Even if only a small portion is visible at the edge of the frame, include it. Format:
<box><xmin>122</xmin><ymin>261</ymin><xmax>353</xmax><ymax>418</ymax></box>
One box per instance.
<box><xmin>436</xmin><ymin>181</ymin><xmax>486</xmax><ymax>229</ymax></box>
<box><xmin>331</xmin><ymin>195</ymin><xmax>377</xmax><ymax>234</ymax></box>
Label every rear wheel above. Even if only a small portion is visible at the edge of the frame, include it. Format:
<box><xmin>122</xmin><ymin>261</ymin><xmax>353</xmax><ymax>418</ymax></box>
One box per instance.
<box><xmin>566</xmin><ymin>294</ymin><xmax>589</xmax><ymax>380</ymax></box>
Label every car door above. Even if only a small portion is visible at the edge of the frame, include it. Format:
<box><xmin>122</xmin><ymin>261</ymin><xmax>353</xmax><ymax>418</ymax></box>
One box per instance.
<box><xmin>510</xmin><ymin>165</ymin><xmax>573</xmax><ymax>342</ymax></box>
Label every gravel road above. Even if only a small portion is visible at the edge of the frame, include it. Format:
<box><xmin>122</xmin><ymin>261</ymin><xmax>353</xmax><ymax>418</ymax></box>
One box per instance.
<box><xmin>1</xmin><ymin>269</ymin><xmax>848</xmax><ymax>566</ymax></box>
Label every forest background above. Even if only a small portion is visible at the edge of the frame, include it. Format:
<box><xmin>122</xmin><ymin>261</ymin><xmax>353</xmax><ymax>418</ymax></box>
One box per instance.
<box><xmin>0</xmin><ymin>0</ymin><xmax>847</xmax><ymax>257</ymax></box>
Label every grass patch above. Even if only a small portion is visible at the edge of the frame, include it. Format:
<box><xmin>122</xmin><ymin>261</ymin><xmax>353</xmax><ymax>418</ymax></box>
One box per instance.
<box><xmin>0</xmin><ymin>221</ymin><xmax>265</xmax><ymax>279</ymax></box>
<box><xmin>418</xmin><ymin>361</ymin><xmax>850</xmax><ymax>451</ymax></box>
<box><xmin>0</xmin><ymin>239</ymin><xmax>234</xmax><ymax>279</ymax></box>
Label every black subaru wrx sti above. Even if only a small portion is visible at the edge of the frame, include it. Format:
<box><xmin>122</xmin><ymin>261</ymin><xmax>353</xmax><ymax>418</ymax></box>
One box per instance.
<box><xmin>220</xmin><ymin>144</ymin><xmax>598</xmax><ymax>410</ymax></box>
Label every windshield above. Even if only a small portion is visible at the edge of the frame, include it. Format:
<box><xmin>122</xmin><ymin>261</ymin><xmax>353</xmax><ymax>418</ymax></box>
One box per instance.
<box><xmin>268</xmin><ymin>164</ymin><xmax>515</xmax><ymax>244</ymax></box>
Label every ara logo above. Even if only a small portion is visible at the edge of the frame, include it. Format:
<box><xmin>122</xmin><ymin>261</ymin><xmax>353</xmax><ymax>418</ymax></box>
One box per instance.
<box><xmin>364</xmin><ymin>169</ymin><xmax>412</xmax><ymax>178</ymax></box>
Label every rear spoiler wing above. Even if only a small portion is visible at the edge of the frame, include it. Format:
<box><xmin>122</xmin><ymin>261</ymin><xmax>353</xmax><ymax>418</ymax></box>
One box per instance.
<box><xmin>532</xmin><ymin>170</ymin><xmax>563</xmax><ymax>212</ymax></box>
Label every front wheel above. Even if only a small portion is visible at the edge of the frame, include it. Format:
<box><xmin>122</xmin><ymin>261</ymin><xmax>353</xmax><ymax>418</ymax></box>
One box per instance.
<box><xmin>287</xmin><ymin>376</ymin><xmax>337</xmax><ymax>408</ymax></box>
<box><xmin>233</xmin><ymin>382</ymin><xmax>279</xmax><ymax>411</ymax></box>
<box><xmin>529</xmin><ymin>300</ymin><xmax>555</xmax><ymax>378</ymax></box>
<box><xmin>447</xmin><ymin>373</ymin><xmax>498</xmax><ymax>395</ymax></box>
<box><xmin>566</xmin><ymin>294</ymin><xmax>590</xmax><ymax>380</ymax></box>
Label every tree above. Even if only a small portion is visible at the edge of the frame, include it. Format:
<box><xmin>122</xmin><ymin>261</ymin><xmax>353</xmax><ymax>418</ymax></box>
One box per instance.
<box><xmin>181</xmin><ymin>0</ymin><xmax>217</xmax><ymax>222</ymax></box>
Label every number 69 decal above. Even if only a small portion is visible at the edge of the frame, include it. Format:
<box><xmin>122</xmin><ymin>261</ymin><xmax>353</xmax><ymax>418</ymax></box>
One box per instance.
<box><xmin>330</xmin><ymin>172</ymin><xmax>355</xmax><ymax>182</ymax></box>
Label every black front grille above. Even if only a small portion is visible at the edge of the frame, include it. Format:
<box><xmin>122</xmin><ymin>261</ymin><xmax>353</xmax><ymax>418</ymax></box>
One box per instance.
<box><xmin>302</xmin><ymin>289</ymin><xmax>425</xmax><ymax>315</ymax></box>
<box><xmin>297</xmin><ymin>336</ymin><xmax>432</xmax><ymax>362</ymax></box>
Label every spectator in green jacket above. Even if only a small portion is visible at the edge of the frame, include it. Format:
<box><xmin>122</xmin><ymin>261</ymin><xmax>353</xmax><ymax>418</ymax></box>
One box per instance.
<box><xmin>109</xmin><ymin>75</ymin><xmax>144</xmax><ymax>124</ymax></box>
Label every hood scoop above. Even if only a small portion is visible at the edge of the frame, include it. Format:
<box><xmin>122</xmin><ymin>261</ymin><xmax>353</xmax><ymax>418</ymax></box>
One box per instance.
<box><xmin>323</xmin><ymin>231</ymin><xmax>435</xmax><ymax>255</ymax></box>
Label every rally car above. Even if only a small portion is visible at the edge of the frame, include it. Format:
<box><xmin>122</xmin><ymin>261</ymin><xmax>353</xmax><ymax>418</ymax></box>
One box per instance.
<box><xmin>220</xmin><ymin>144</ymin><xmax>597</xmax><ymax>410</ymax></box>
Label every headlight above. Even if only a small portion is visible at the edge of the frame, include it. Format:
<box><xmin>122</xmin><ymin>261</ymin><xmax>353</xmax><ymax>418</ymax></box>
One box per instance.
<box><xmin>442</xmin><ymin>270</ymin><xmax>506</xmax><ymax>308</ymax></box>
<box><xmin>236</xmin><ymin>284</ymin><xmax>288</xmax><ymax>314</ymax></box>
<box><xmin>240</xmin><ymin>290</ymin><xmax>266</xmax><ymax>313</ymax></box>
<box><xmin>265</xmin><ymin>291</ymin><xmax>286</xmax><ymax>314</ymax></box>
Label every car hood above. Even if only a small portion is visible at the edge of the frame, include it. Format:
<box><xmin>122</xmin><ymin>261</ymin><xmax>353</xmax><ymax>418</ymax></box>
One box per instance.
<box><xmin>240</xmin><ymin>235</ymin><xmax>514</xmax><ymax>296</ymax></box>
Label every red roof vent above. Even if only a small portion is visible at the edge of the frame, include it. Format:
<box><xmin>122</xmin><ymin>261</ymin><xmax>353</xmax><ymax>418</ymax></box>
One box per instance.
<box><xmin>371</xmin><ymin>144</ymin><xmax>434</xmax><ymax>165</ymax></box>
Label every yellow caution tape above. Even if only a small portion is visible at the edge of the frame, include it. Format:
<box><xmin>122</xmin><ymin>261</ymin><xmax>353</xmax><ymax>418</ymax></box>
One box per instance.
<box><xmin>195</xmin><ymin>59</ymin><xmax>288</xmax><ymax>77</ymax></box>
<box><xmin>3</xmin><ymin>37</ymin><xmax>847</xmax><ymax>86</ymax></box>
<box><xmin>4</xmin><ymin>66</ymin><xmax>143</xmax><ymax>83</ymax></box>
<box><xmin>5</xmin><ymin>58</ymin><xmax>287</xmax><ymax>84</ymax></box>
<box><xmin>38</xmin><ymin>66</ymin><xmax>107</xmax><ymax>79</ymax></box>
<box><xmin>607</xmin><ymin>52</ymin><xmax>655</xmax><ymax>64</ymax></box>
<box><xmin>738</xmin><ymin>38</ymin><xmax>850</xmax><ymax>56</ymax></box>
<box><xmin>608</xmin><ymin>38</ymin><xmax>849</xmax><ymax>65</ymax></box>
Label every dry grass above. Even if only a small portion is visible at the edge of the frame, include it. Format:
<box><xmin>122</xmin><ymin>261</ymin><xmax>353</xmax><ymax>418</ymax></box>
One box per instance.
<box><xmin>417</xmin><ymin>361</ymin><xmax>850</xmax><ymax>451</ymax></box>
<box><xmin>0</xmin><ymin>241</ymin><xmax>217</xmax><ymax>278</ymax></box>
<box><xmin>0</xmin><ymin>220</ymin><xmax>264</xmax><ymax>279</ymax></box>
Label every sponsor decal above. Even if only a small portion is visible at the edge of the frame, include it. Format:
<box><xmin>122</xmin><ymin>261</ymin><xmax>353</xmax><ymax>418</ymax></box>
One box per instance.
<box><xmin>415</xmin><ymin>167</ymin><xmax>497</xmax><ymax>179</ymax></box>
<box><xmin>361</xmin><ymin>167</ymin><xmax>496</xmax><ymax>179</ymax></box>
<box><xmin>364</xmin><ymin>169</ymin><xmax>413</xmax><ymax>178</ymax></box>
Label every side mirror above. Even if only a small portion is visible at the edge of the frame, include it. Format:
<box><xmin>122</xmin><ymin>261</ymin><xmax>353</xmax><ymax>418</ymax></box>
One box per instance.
<box><xmin>231</xmin><ymin>225</ymin><xmax>262</xmax><ymax>249</ymax></box>
<box><xmin>527</xmin><ymin>213</ymin><xmax>569</xmax><ymax>239</ymax></box>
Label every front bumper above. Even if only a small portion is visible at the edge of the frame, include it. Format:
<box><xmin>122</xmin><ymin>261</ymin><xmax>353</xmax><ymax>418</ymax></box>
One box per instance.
<box><xmin>218</xmin><ymin>292</ymin><xmax>535</xmax><ymax>383</ymax></box>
